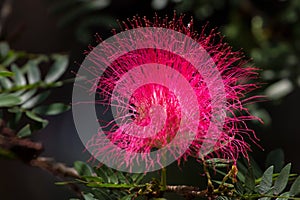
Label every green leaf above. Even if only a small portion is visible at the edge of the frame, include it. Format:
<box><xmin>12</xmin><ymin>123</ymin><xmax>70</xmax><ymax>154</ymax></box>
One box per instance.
<box><xmin>44</xmin><ymin>55</ymin><xmax>68</xmax><ymax>83</ymax></box>
<box><xmin>27</xmin><ymin>62</ymin><xmax>41</xmax><ymax>84</ymax></box>
<box><xmin>274</xmin><ymin>163</ymin><xmax>291</xmax><ymax>195</ymax></box>
<box><xmin>105</xmin><ymin>167</ymin><xmax>118</xmax><ymax>184</ymax></box>
<box><xmin>22</xmin><ymin>91</ymin><xmax>50</xmax><ymax>109</ymax></box>
<box><xmin>19</xmin><ymin>89</ymin><xmax>37</xmax><ymax>104</ymax></box>
<box><xmin>119</xmin><ymin>194</ymin><xmax>135</xmax><ymax>200</ymax></box>
<box><xmin>258</xmin><ymin>188</ymin><xmax>274</xmax><ymax>200</ymax></box>
<box><xmin>130</xmin><ymin>173</ymin><xmax>145</xmax><ymax>184</ymax></box>
<box><xmin>216</xmin><ymin>197</ymin><xmax>231</xmax><ymax>200</ymax></box>
<box><xmin>258</xmin><ymin>166</ymin><xmax>274</xmax><ymax>194</ymax></box>
<box><xmin>82</xmin><ymin>175</ymin><xmax>103</xmax><ymax>183</ymax></box>
<box><xmin>11</xmin><ymin>64</ymin><xmax>26</xmax><ymax>86</ymax></box>
<box><xmin>25</xmin><ymin>111</ymin><xmax>48</xmax><ymax>127</ymax></box>
<box><xmin>0</xmin><ymin>94</ymin><xmax>21</xmax><ymax>107</ymax></box>
<box><xmin>74</xmin><ymin>161</ymin><xmax>93</xmax><ymax>176</ymax></box>
<box><xmin>32</xmin><ymin>103</ymin><xmax>70</xmax><ymax>115</ymax></box>
<box><xmin>83</xmin><ymin>193</ymin><xmax>97</xmax><ymax>200</ymax></box>
<box><xmin>249</xmin><ymin>156</ymin><xmax>263</xmax><ymax>178</ymax></box>
<box><xmin>2</xmin><ymin>51</ymin><xmax>17</xmax><ymax>66</ymax></box>
<box><xmin>275</xmin><ymin>192</ymin><xmax>290</xmax><ymax>200</ymax></box>
<box><xmin>245</xmin><ymin>167</ymin><xmax>256</xmax><ymax>192</ymax></box>
<box><xmin>266</xmin><ymin>149</ymin><xmax>285</xmax><ymax>173</ymax></box>
<box><xmin>17</xmin><ymin>124</ymin><xmax>31</xmax><ymax>138</ymax></box>
<box><xmin>0</xmin><ymin>71</ymin><xmax>14</xmax><ymax>77</ymax></box>
<box><xmin>290</xmin><ymin>176</ymin><xmax>300</xmax><ymax>196</ymax></box>
<box><xmin>235</xmin><ymin>181</ymin><xmax>245</xmax><ymax>195</ymax></box>
<box><xmin>0</xmin><ymin>77</ymin><xmax>13</xmax><ymax>89</ymax></box>
<box><xmin>0</xmin><ymin>42</ymin><xmax>9</xmax><ymax>57</ymax></box>
<box><xmin>94</xmin><ymin>166</ymin><xmax>109</xmax><ymax>183</ymax></box>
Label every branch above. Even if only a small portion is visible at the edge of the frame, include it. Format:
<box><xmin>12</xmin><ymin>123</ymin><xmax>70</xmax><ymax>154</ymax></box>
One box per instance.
<box><xmin>30</xmin><ymin>157</ymin><xmax>80</xmax><ymax>179</ymax></box>
<box><xmin>166</xmin><ymin>185</ymin><xmax>217</xmax><ymax>199</ymax></box>
<box><xmin>0</xmin><ymin>122</ymin><xmax>82</xmax><ymax>197</ymax></box>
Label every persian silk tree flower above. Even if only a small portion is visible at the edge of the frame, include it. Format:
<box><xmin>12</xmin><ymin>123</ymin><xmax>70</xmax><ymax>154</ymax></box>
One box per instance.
<box><xmin>82</xmin><ymin>14</ymin><xmax>261</xmax><ymax>171</ymax></box>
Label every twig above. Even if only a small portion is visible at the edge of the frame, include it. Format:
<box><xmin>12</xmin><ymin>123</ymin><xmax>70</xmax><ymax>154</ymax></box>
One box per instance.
<box><xmin>30</xmin><ymin>157</ymin><xmax>80</xmax><ymax>179</ymax></box>
<box><xmin>0</xmin><ymin>122</ymin><xmax>82</xmax><ymax>197</ymax></box>
<box><xmin>166</xmin><ymin>185</ymin><xmax>216</xmax><ymax>199</ymax></box>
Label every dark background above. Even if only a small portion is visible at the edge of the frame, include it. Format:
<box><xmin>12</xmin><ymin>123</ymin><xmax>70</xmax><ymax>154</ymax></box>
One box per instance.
<box><xmin>0</xmin><ymin>0</ymin><xmax>300</xmax><ymax>199</ymax></box>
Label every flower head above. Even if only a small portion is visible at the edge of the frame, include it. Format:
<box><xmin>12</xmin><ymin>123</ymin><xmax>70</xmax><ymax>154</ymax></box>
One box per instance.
<box><xmin>82</xmin><ymin>14</ymin><xmax>261</xmax><ymax>171</ymax></box>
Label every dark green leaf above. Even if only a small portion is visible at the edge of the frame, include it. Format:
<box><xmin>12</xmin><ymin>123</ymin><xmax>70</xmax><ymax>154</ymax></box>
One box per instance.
<box><xmin>94</xmin><ymin>166</ymin><xmax>109</xmax><ymax>183</ymax></box>
<box><xmin>17</xmin><ymin>124</ymin><xmax>31</xmax><ymax>138</ymax></box>
<box><xmin>25</xmin><ymin>111</ymin><xmax>48</xmax><ymax>127</ymax></box>
<box><xmin>274</xmin><ymin>163</ymin><xmax>291</xmax><ymax>195</ymax></box>
<box><xmin>249</xmin><ymin>156</ymin><xmax>263</xmax><ymax>178</ymax></box>
<box><xmin>83</xmin><ymin>176</ymin><xmax>103</xmax><ymax>183</ymax></box>
<box><xmin>0</xmin><ymin>94</ymin><xmax>21</xmax><ymax>107</ymax></box>
<box><xmin>32</xmin><ymin>103</ymin><xmax>70</xmax><ymax>115</ymax></box>
<box><xmin>245</xmin><ymin>167</ymin><xmax>256</xmax><ymax>192</ymax></box>
<box><xmin>258</xmin><ymin>166</ymin><xmax>274</xmax><ymax>194</ymax></box>
<box><xmin>235</xmin><ymin>181</ymin><xmax>245</xmax><ymax>195</ymax></box>
<box><xmin>130</xmin><ymin>173</ymin><xmax>145</xmax><ymax>184</ymax></box>
<box><xmin>290</xmin><ymin>176</ymin><xmax>300</xmax><ymax>196</ymax></box>
<box><xmin>216</xmin><ymin>196</ymin><xmax>231</xmax><ymax>200</ymax></box>
<box><xmin>44</xmin><ymin>55</ymin><xmax>68</xmax><ymax>83</ymax></box>
<box><xmin>266</xmin><ymin>149</ymin><xmax>285</xmax><ymax>173</ymax></box>
<box><xmin>105</xmin><ymin>167</ymin><xmax>118</xmax><ymax>184</ymax></box>
<box><xmin>74</xmin><ymin>161</ymin><xmax>93</xmax><ymax>176</ymax></box>
<box><xmin>119</xmin><ymin>194</ymin><xmax>135</xmax><ymax>200</ymax></box>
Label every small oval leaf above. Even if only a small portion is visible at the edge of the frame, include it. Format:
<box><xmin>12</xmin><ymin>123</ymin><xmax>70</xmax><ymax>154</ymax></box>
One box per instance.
<box><xmin>11</xmin><ymin>64</ymin><xmax>26</xmax><ymax>86</ymax></box>
<box><xmin>17</xmin><ymin>124</ymin><xmax>31</xmax><ymax>138</ymax></box>
<box><xmin>274</xmin><ymin>163</ymin><xmax>291</xmax><ymax>195</ymax></box>
<box><xmin>290</xmin><ymin>176</ymin><xmax>300</xmax><ymax>197</ymax></box>
<box><xmin>44</xmin><ymin>55</ymin><xmax>68</xmax><ymax>83</ymax></box>
<box><xmin>0</xmin><ymin>94</ymin><xmax>21</xmax><ymax>107</ymax></box>
<box><xmin>32</xmin><ymin>103</ymin><xmax>70</xmax><ymax>115</ymax></box>
<box><xmin>27</xmin><ymin>62</ymin><xmax>41</xmax><ymax>84</ymax></box>
<box><xmin>258</xmin><ymin>166</ymin><xmax>274</xmax><ymax>194</ymax></box>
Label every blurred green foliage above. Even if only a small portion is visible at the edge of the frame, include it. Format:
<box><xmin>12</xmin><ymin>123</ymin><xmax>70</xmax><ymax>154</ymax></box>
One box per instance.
<box><xmin>0</xmin><ymin>41</ymin><xmax>70</xmax><ymax>140</ymax></box>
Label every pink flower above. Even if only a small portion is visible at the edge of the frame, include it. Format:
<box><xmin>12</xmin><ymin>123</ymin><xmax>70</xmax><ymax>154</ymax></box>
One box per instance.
<box><xmin>84</xmin><ymin>14</ymin><xmax>261</xmax><ymax>170</ymax></box>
